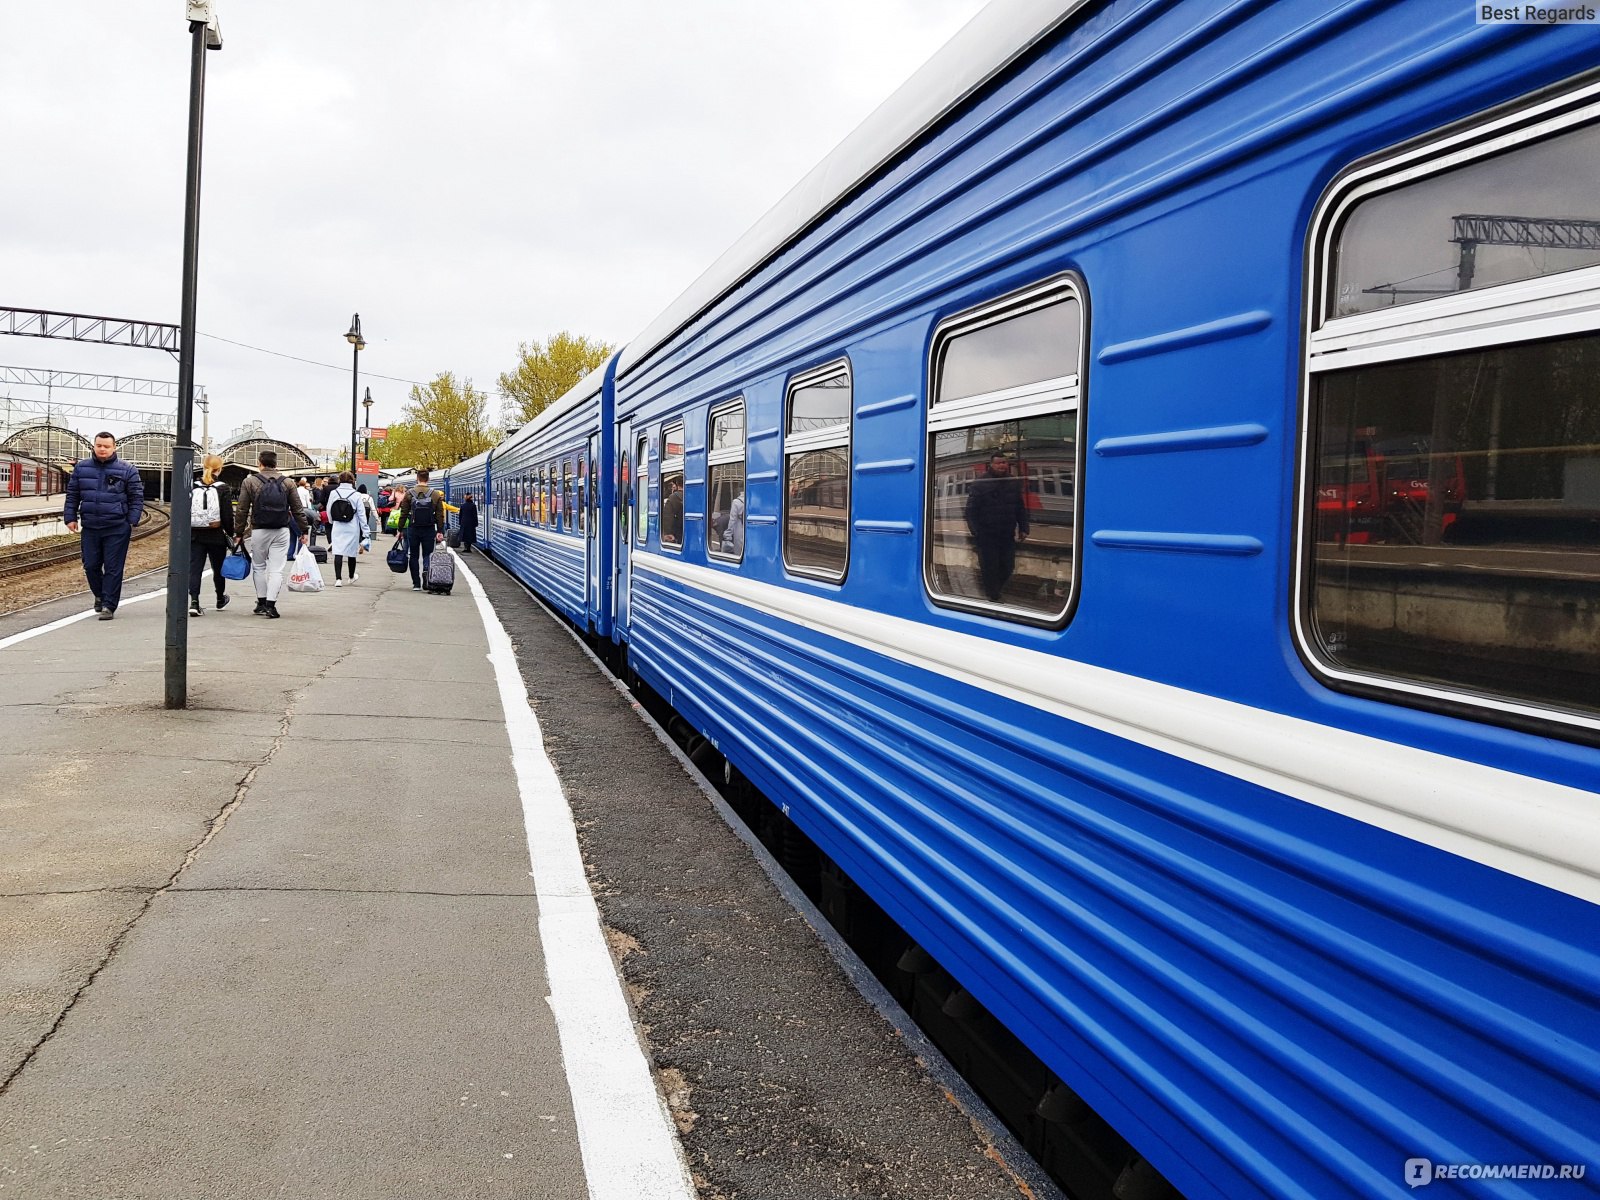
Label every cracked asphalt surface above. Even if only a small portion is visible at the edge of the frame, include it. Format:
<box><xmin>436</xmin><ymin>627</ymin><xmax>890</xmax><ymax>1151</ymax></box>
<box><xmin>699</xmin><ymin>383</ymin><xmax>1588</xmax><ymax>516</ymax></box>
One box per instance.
<box><xmin>0</xmin><ymin>554</ymin><xmax>1052</xmax><ymax>1199</ymax></box>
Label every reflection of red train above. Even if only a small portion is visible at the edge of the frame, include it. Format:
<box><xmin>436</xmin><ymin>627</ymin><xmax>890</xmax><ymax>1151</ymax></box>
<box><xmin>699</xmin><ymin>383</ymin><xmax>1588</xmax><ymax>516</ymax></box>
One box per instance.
<box><xmin>1317</xmin><ymin>434</ymin><xmax>1464</xmax><ymax>544</ymax></box>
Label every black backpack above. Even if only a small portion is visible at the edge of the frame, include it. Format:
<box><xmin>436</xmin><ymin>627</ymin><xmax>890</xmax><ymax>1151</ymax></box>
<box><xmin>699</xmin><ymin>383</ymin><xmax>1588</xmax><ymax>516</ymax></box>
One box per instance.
<box><xmin>330</xmin><ymin>492</ymin><xmax>356</xmax><ymax>523</ymax></box>
<box><xmin>408</xmin><ymin>485</ymin><xmax>436</xmax><ymax>529</ymax></box>
<box><xmin>252</xmin><ymin>475</ymin><xmax>292</xmax><ymax>529</ymax></box>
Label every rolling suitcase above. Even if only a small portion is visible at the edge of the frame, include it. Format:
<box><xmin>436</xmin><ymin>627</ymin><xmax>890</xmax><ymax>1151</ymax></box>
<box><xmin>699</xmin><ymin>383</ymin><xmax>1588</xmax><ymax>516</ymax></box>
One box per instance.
<box><xmin>425</xmin><ymin>548</ymin><xmax>455</xmax><ymax>595</ymax></box>
<box><xmin>311</xmin><ymin>545</ymin><xmax>329</xmax><ymax>564</ymax></box>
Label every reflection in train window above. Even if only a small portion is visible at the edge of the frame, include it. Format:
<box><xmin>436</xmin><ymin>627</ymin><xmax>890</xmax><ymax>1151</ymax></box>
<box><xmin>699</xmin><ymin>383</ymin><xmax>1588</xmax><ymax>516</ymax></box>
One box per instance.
<box><xmin>1306</xmin><ymin>101</ymin><xmax>1600</xmax><ymax>731</ymax></box>
<box><xmin>660</xmin><ymin>422</ymin><xmax>685</xmax><ymax>549</ymax></box>
<box><xmin>783</xmin><ymin>362</ymin><xmax>851</xmax><ymax>581</ymax></box>
<box><xmin>925</xmin><ymin>279</ymin><xmax>1084</xmax><ymax>623</ymax></box>
<box><xmin>708</xmin><ymin>399</ymin><xmax>746</xmax><ymax>563</ymax></box>
<box><xmin>635</xmin><ymin>435</ymin><xmax>649</xmax><ymax>546</ymax></box>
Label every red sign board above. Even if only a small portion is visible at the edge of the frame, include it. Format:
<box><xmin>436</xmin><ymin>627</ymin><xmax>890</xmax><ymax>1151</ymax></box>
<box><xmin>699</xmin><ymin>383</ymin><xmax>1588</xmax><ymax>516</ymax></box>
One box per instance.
<box><xmin>368</xmin><ymin>427</ymin><xmax>388</xmax><ymax>441</ymax></box>
<box><xmin>356</xmin><ymin>456</ymin><xmax>382</xmax><ymax>474</ymax></box>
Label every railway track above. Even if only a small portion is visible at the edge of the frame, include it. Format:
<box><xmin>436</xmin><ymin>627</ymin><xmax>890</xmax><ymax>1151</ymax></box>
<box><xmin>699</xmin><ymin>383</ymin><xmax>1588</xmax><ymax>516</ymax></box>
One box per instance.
<box><xmin>0</xmin><ymin>504</ymin><xmax>170</xmax><ymax>582</ymax></box>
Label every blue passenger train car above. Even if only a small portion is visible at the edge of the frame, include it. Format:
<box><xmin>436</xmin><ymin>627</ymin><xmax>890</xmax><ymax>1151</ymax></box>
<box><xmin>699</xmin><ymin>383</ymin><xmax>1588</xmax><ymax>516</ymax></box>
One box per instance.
<box><xmin>484</xmin><ymin>357</ymin><xmax>618</xmax><ymax>637</ymax></box>
<box><xmin>444</xmin><ymin>449</ymin><xmax>490</xmax><ymax>552</ymax></box>
<box><xmin>457</xmin><ymin>3</ymin><xmax>1600</xmax><ymax>1196</ymax></box>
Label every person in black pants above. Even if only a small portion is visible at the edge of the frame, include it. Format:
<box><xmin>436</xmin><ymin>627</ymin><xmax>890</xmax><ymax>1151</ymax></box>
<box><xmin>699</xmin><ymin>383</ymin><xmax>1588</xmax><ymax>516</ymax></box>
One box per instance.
<box><xmin>189</xmin><ymin>453</ymin><xmax>235</xmax><ymax>615</ymax></box>
<box><xmin>399</xmin><ymin>469</ymin><xmax>441</xmax><ymax>590</ymax></box>
<box><xmin>458</xmin><ymin>493</ymin><xmax>478</xmax><ymax>553</ymax></box>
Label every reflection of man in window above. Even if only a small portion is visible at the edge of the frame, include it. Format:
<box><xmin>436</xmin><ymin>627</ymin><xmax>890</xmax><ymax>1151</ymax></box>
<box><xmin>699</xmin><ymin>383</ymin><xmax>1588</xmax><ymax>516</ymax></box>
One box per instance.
<box><xmin>662</xmin><ymin>477</ymin><xmax>684</xmax><ymax>546</ymax></box>
<box><xmin>965</xmin><ymin>451</ymin><xmax>1029</xmax><ymax>602</ymax></box>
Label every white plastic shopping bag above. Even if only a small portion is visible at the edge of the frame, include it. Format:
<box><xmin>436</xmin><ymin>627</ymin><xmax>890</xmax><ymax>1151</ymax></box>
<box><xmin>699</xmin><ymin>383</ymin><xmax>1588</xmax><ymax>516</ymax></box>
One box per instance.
<box><xmin>286</xmin><ymin>551</ymin><xmax>324</xmax><ymax>593</ymax></box>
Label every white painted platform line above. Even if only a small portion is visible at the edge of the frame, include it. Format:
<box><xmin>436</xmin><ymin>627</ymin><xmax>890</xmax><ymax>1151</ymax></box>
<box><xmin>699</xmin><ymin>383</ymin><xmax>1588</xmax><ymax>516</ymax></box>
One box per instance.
<box><xmin>457</xmin><ymin>554</ymin><xmax>696</xmax><ymax>1200</ymax></box>
<box><xmin>0</xmin><ymin>586</ymin><xmax>169</xmax><ymax>651</ymax></box>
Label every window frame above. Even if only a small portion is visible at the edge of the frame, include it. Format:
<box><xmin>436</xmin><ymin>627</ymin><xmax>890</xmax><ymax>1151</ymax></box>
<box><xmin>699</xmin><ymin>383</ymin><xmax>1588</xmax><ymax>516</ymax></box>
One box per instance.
<box><xmin>781</xmin><ymin>358</ymin><xmax>853</xmax><ymax>583</ymax></box>
<box><xmin>1294</xmin><ymin>78</ymin><xmax>1600</xmax><ymax>742</ymax></box>
<box><xmin>707</xmin><ymin>397</ymin><xmax>747</xmax><ymax>564</ymax></box>
<box><xmin>634</xmin><ymin>434</ymin><xmax>649</xmax><ymax>547</ymax></box>
<box><xmin>659</xmin><ymin>420</ymin><xmax>686</xmax><ymax>551</ymax></box>
<box><xmin>922</xmin><ymin>274</ymin><xmax>1088</xmax><ymax>627</ymax></box>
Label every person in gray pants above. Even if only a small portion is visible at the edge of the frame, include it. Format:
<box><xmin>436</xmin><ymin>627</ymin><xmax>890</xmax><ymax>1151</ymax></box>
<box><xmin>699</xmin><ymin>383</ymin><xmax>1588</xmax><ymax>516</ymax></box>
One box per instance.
<box><xmin>234</xmin><ymin>449</ymin><xmax>309</xmax><ymax>618</ymax></box>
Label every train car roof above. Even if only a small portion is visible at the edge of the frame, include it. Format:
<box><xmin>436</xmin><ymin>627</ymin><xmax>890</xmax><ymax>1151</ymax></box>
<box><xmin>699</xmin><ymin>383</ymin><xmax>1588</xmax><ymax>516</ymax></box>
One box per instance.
<box><xmin>616</xmin><ymin>0</ymin><xmax>1085</xmax><ymax>378</ymax></box>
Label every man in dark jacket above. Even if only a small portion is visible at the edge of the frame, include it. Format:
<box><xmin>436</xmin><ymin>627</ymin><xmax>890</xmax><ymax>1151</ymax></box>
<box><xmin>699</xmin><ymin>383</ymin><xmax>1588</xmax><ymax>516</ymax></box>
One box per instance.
<box><xmin>964</xmin><ymin>451</ymin><xmax>1030</xmax><ymax>603</ymax></box>
<box><xmin>458</xmin><ymin>493</ymin><xmax>479</xmax><ymax>553</ymax></box>
<box><xmin>63</xmin><ymin>431</ymin><xmax>145</xmax><ymax>620</ymax></box>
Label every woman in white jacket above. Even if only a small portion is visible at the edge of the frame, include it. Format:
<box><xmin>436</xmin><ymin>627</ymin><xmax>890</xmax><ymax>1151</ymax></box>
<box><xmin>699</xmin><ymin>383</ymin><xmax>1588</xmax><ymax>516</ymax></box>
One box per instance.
<box><xmin>325</xmin><ymin>471</ymin><xmax>368</xmax><ymax>587</ymax></box>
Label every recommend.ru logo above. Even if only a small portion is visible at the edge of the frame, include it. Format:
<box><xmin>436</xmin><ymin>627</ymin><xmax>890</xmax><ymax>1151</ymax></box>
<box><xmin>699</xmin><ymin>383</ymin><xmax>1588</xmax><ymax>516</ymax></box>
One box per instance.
<box><xmin>1405</xmin><ymin>1157</ymin><xmax>1589</xmax><ymax>1186</ymax></box>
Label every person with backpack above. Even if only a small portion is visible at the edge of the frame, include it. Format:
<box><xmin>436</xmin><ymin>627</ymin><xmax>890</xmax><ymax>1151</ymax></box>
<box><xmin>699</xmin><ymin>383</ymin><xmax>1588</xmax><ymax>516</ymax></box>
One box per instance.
<box><xmin>397</xmin><ymin>469</ymin><xmax>446</xmax><ymax>592</ymax></box>
<box><xmin>235</xmin><ymin>449</ymin><xmax>310</xmax><ymax>618</ymax></box>
<box><xmin>188</xmin><ymin>453</ymin><xmax>235</xmax><ymax>616</ymax></box>
<box><xmin>325</xmin><ymin>471</ymin><xmax>368</xmax><ymax>587</ymax></box>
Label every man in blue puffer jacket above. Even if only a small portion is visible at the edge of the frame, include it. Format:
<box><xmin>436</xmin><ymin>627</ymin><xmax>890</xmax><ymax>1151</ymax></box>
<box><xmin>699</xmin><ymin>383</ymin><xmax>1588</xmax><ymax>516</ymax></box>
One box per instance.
<box><xmin>63</xmin><ymin>431</ymin><xmax>145</xmax><ymax>620</ymax></box>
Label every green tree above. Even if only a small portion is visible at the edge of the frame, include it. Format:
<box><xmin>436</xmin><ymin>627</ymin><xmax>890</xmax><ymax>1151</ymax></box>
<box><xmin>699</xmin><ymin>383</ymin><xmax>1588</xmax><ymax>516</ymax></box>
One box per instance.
<box><xmin>381</xmin><ymin>373</ymin><xmax>497</xmax><ymax>471</ymax></box>
<box><xmin>498</xmin><ymin>332</ymin><xmax>614</xmax><ymax>426</ymax></box>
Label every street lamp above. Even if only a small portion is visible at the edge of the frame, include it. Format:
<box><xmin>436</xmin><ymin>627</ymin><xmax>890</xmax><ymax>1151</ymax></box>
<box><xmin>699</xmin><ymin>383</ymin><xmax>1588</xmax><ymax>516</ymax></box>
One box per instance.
<box><xmin>346</xmin><ymin>314</ymin><xmax>365</xmax><ymax>473</ymax></box>
<box><xmin>165</xmin><ymin>0</ymin><xmax>223</xmax><ymax>711</ymax></box>
<box><xmin>361</xmin><ymin>387</ymin><xmax>373</xmax><ymax>462</ymax></box>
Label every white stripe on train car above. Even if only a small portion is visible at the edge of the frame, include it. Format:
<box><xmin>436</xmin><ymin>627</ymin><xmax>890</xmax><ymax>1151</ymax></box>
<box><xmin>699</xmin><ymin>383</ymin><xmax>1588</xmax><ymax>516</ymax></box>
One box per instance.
<box><xmin>457</xmin><ymin>554</ymin><xmax>697</xmax><ymax>1200</ymax></box>
<box><xmin>637</xmin><ymin>553</ymin><xmax>1600</xmax><ymax>906</ymax></box>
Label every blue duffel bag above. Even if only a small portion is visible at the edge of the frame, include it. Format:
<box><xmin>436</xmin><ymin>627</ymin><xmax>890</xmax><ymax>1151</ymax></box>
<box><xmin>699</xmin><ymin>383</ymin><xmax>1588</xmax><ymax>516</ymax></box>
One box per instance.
<box><xmin>221</xmin><ymin>547</ymin><xmax>251</xmax><ymax>581</ymax></box>
<box><xmin>386</xmin><ymin>539</ymin><xmax>409</xmax><ymax>574</ymax></box>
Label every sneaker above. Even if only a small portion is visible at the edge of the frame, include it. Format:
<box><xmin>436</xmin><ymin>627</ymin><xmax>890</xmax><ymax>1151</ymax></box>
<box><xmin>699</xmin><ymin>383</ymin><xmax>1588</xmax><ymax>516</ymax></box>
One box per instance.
<box><xmin>216</xmin><ymin>594</ymin><xmax>231</xmax><ymax>610</ymax></box>
<box><xmin>351</xmin><ymin>573</ymin><xmax>359</xmax><ymax>582</ymax></box>
<box><xmin>264</xmin><ymin>601</ymin><xmax>281</xmax><ymax>619</ymax></box>
<box><xmin>93</xmin><ymin>598</ymin><xmax>104</xmax><ymax>613</ymax></box>
<box><xmin>334</xmin><ymin>580</ymin><xmax>343</xmax><ymax>588</ymax></box>
<box><xmin>190</xmin><ymin>600</ymin><xmax>203</xmax><ymax>617</ymax></box>
<box><xmin>412</xmin><ymin>585</ymin><xmax>422</xmax><ymax>591</ymax></box>
<box><xmin>253</xmin><ymin>597</ymin><xmax>266</xmax><ymax>614</ymax></box>
<box><xmin>98</xmin><ymin>609</ymin><xmax>114</xmax><ymax>621</ymax></box>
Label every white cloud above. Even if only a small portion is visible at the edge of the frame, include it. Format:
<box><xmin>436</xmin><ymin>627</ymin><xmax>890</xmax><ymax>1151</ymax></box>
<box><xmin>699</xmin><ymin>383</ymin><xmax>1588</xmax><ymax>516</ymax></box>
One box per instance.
<box><xmin>1</xmin><ymin>0</ymin><xmax>989</xmax><ymax>449</ymax></box>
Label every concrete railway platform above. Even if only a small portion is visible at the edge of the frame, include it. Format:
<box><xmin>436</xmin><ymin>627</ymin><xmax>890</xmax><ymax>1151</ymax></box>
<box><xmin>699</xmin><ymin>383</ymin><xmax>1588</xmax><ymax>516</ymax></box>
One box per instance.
<box><xmin>0</xmin><ymin>551</ymin><xmax>1056</xmax><ymax>1200</ymax></box>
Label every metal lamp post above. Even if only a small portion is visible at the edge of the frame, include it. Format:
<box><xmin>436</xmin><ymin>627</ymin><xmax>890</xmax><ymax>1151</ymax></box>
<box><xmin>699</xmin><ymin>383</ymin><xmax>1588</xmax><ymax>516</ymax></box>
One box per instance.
<box><xmin>346</xmin><ymin>314</ymin><xmax>365</xmax><ymax>473</ymax></box>
<box><xmin>362</xmin><ymin>388</ymin><xmax>373</xmax><ymax>461</ymax></box>
<box><xmin>164</xmin><ymin>0</ymin><xmax>223</xmax><ymax>711</ymax></box>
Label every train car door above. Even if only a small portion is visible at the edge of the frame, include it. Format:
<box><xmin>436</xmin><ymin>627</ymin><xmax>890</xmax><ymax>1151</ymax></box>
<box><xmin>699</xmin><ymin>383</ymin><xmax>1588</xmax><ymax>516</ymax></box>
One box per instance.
<box><xmin>585</xmin><ymin>432</ymin><xmax>599</xmax><ymax>628</ymax></box>
<box><xmin>615</xmin><ymin>419</ymin><xmax>634</xmax><ymax>639</ymax></box>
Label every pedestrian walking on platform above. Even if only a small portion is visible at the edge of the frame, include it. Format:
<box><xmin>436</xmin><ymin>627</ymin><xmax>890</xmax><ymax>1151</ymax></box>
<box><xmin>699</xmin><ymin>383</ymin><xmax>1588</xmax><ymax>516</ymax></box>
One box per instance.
<box><xmin>63</xmin><ymin>430</ymin><xmax>145</xmax><ymax>621</ymax></box>
<box><xmin>326</xmin><ymin>471</ymin><xmax>367</xmax><ymax>586</ymax></box>
<box><xmin>188</xmin><ymin>453</ymin><xmax>234</xmax><ymax>616</ymax></box>
<box><xmin>357</xmin><ymin>484</ymin><xmax>378</xmax><ymax>541</ymax></box>
<box><xmin>458</xmin><ymin>492</ymin><xmax>479</xmax><ymax>553</ymax></box>
<box><xmin>236</xmin><ymin>449</ymin><xmax>309</xmax><ymax>618</ymax></box>
<box><xmin>398</xmin><ymin>471</ymin><xmax>444</xmax><ymax>591</ymax></box>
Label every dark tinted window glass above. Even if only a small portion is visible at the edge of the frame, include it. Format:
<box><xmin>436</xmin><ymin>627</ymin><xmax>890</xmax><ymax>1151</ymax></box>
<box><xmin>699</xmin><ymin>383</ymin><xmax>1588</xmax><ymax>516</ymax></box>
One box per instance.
<box><xmin>1332</xmin><ymin>121</ymin><xmax>1600</xmax><ymax>318</ymax></box>
<box><xmin>929</xmin><ymin>416</ymin><xmax>1076</xmax><ymax>614</ymax></box>
<box><xmin>788</xmin><ymin>374</ymin><xmax>851</xmax><ymax>432</ymax></box>
<box><xmin>938</xmin><ymin>298</ymin><xmax>1082</xmax><ymax>402</ymax></box>
<box><xmin>1309</xmin><ymin>330</ymin><xmax>1600</xmax><ymax>717</ymax></box>
<box><xmin>784</xmin><ymin>448</ymin><xmax>848</xmax><ymax>575</ymax></box>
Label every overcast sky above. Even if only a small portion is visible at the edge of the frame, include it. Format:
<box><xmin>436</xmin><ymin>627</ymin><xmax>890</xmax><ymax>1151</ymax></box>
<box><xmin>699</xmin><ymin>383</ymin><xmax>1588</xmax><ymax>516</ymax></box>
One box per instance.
<box><xmin>1</xmin><ymin>0</ymin><xmax>988</xmax><ymax>457</ymax></box>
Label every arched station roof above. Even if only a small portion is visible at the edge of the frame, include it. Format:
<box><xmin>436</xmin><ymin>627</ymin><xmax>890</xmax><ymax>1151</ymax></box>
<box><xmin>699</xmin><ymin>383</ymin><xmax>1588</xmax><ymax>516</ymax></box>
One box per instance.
<box><xmin>2</xmin><ymin>423</ymin><xmax>92</xmax><ymax>461</ymax></box>
<box><xmin>118</xmin><ymin>430</ymin><xmax>178</xmax><ymax>468</ymax></box>
<box><xmin>221</xmin><ymin>436</ymin><xmax>316</xmax><ymax>473</ymax></box>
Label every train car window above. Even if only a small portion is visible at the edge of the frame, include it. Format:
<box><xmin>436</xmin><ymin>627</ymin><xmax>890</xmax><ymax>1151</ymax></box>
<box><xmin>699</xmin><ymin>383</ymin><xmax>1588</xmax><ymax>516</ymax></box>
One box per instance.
<box><xmin>619</xmin><ymin>449</ymin><xmax>631</xmax><ymax>541</ymax></box>
<box><xmin>660</xmin><ymin>422</ymin><xmax>685</xmax><ymax>550</ymax></box>
<box><xmin>575</xmin><ymin>456</ymin><xmax>586</xmax><ymax>536</ymax></box>
<box><xmin>925</xmin><ymin>278</ymin><xmax>1084</xmax><ymax>624</ymax></box>
<box><xmin>708</xmin><ymin>399</ymin><xmax>746</xmax><ymax>563</ymax></box>
<box><xmin>783</xmin><ymin>361</ymin><xmax>851</xmax><ymax>580</ymax></box>
<box><xmin>635</xmin><ymin>434</ymin><xmax>649</xmax><ymax>546</ymax></box>
<box><xmin>1303</xmin><ymin>92</ymin><xmax>1600</xmax><ymax>735</ymax></box>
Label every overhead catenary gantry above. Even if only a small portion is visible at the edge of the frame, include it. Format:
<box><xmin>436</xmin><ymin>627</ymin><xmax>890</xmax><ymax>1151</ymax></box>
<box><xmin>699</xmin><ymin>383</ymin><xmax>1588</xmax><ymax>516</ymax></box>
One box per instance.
<box><xmin>0</xmin><ymin>306</ymin><xmax>181</xmax><ymax>354</ymax></box>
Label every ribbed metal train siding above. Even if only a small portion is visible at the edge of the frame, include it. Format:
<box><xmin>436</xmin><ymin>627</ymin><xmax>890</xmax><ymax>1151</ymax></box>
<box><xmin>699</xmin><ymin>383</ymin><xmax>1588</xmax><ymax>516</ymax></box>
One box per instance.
<box><xmin>606</xmin><ymin>5</ymin><xmax>1600</xmax><ymax>1197</ymax></box>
